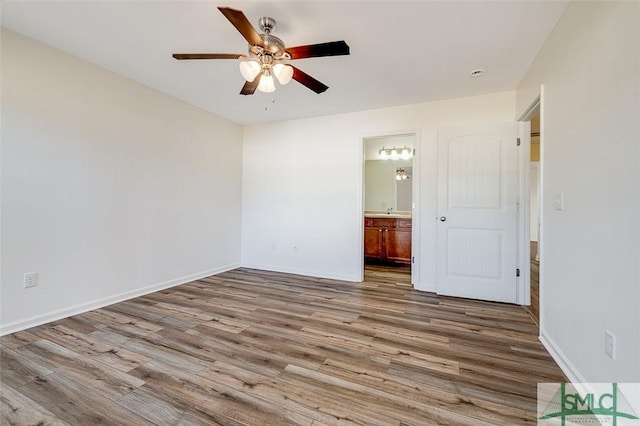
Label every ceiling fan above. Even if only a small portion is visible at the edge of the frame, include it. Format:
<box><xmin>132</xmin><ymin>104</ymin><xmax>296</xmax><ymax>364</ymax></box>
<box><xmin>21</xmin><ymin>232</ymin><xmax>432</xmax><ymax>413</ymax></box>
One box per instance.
<box><xmin>172</xmin><ymin>7</ymin><xmax>350</xmax><ymax>95</ymax></box>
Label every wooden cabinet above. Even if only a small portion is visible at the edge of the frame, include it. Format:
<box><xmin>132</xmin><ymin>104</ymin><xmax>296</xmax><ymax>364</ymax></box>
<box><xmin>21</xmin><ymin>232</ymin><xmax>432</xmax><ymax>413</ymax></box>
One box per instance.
<box><xmin>364</xmin><ymin>217</ymin><xmax>411</xmax><ymax>265</ymax></box>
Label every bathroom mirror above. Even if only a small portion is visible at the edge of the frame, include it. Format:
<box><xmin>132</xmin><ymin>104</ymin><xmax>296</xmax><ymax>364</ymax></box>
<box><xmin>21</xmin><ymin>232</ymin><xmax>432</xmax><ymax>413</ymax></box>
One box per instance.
<box><xmin>363</xmin><ymin>134</ymin><xmax>414</xmax><ymax>214</ymax></box>
<box><xmin>364</xmin><ymin>160</ymin><xmax>412</xmax><ymax>212</ymax></box>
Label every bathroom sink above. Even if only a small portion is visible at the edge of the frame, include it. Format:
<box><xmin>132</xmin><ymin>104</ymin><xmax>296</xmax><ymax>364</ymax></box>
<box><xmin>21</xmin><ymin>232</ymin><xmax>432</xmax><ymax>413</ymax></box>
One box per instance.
<box><xmin>364</xmin><ymin>212</ymin><xmax>411</xmax><ymax>219</ymax></box>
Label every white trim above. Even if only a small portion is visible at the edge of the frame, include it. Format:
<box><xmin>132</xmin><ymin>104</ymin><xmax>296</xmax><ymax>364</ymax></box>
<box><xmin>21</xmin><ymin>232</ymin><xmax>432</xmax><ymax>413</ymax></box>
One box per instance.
<box><xmin>241</xmin><ymin>263</ymin><xmax>359</xmax><ymax>283</ymax></box>
<box><xmin>517</xmin><ymin>92</ymin><xmax>542</xmax><ymax>309</ymax></box>
<box><xmin>517</xmin><ymin>121</ymin><xmax>532</xmax><ymax>305</ymax></box>
<box><xmin>540</xmin><ymin>330</ymin><xmax>590</xmax><ymax>389</ymax></box>
<box><xmin>0</xmin><ymin>263</ymin><xmax>239</xmax><ymax>336</ymax></box>
<box><xmin>358</xmin><ymin>136</ymin><xmax>366</xmax><ymax>282</ymax></box>
<box><xmin>538</xmin><ymin>85</ymin><xmax>546</xmax><ymax>334</ymax></box>
<box><xmin>410</xmin><ymin>130</ymin><xmax>422</xmax><ymax>288</ymax></box>
<box><xmin>518</xmin><ymin>95</ymin><xmax>541</xmax><ymax>122</ymax></box>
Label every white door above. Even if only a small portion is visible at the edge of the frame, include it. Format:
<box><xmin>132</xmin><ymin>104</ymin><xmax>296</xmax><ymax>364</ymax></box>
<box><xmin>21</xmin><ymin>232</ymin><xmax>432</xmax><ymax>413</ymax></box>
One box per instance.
<box><xmin>436</xmin><ymin>122</ymin><xmax>519</xmax><ymax>303</ymax></box>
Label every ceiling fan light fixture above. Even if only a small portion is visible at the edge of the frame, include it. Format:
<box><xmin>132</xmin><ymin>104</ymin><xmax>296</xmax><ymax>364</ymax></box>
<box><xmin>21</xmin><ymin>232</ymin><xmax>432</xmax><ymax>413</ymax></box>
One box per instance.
<box><xmin>273</xmin><ymin>63</ymin><xmax>294</xmax><ymax>85</ymax></box>
<box><xmin>258</xmin><ymin>72</ymin><xmax>276</xmax><ymax>93</ymax></box>
<box><xmin>396</xmin><ymin>168</ymin><xmax>409</xmax><ymax>180</ymax></box>
<box><xmin>173</xmin><ymin>7</ymin><xmax>350</xmax><ymax>96</ymax></box>
<box><xmin>239</xmin><ymin>60</ymin><xmax>261</xmax><ymax>82</ymax></box>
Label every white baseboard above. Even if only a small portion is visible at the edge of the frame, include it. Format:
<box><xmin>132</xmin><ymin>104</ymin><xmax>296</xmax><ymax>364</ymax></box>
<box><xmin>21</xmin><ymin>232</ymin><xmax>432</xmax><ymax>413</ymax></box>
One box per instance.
<box><xmin>539</xmin><ymin>329</ymin><xmax>606</xmax><ymax>416</ymax></box>
<box><xmin>240</xmin><ymin>263</ymin><xmax>360</xmax><ymax>283</ymax></box>
<box><xmin>540</xmin><ymin>328</ymin><xmax>589</xmax><ymax>386</ymax></box>
<box><xmin>0</xmin><ymin>263</ymin><xmax>239</xmax><ymax>336</ymax></box>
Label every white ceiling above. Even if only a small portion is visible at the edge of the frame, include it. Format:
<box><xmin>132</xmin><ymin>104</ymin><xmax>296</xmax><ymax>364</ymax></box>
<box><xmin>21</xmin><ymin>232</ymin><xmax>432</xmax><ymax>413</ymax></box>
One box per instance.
<box><xmin>1</xmin><ymin>1</ymin><xmax>567</xmax><ymax>125</ymax></box>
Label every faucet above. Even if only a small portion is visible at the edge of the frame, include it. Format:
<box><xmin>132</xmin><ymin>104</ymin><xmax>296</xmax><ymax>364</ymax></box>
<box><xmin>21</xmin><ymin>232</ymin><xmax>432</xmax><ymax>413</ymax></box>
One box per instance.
<box><xmin>386</xmin><ymin>207</ymin><xmax>393</xmax><ymax>215</ymax></box>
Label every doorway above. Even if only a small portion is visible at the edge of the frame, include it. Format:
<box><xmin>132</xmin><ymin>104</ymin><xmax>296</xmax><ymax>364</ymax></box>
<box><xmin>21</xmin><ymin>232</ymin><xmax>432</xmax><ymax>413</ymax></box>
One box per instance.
<box><xmin>525</xmin><ymin>110</ymin><xmax>541</xmax><ymax>325</ymax></box>
<box><xmin>362</xmin><ymin>134</ymin><xmax>416</xmax><ymax>284</ymax></box>
<box><xmin>516</xmin><ymin>92</ymin><xmax>543</xmax><ymax>328</ymax></box>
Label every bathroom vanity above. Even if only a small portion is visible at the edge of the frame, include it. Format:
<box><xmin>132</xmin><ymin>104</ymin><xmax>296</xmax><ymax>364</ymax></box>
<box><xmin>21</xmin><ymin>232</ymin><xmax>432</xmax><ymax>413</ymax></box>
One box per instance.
<box><xmin>364</xmin><ymin>214</ymin><xmax>412</xmax><ymax>265</ymax></box>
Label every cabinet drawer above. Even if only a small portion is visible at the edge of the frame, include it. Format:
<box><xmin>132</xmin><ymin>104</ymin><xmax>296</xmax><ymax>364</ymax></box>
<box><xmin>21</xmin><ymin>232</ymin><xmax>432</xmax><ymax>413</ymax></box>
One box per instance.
<box><xmin>371</xmin><ymin>218</ymin><xmax>396</xmax><ymax>228</ymax></box>
<box><xmin>397</xmin><ymin>219</ymin><xmax>412</xmax><ymax>229</ymax></box>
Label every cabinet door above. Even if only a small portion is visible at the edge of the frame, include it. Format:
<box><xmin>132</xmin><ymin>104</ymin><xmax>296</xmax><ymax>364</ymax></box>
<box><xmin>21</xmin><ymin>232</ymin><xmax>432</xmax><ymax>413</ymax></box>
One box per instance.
<box><xmin>384</xmin><ymin>229</ymin><xmax>412</xmax><ymax>264</ymax></box>
<box><xmin>364</xmin><ymin>228</ymin><xmax>383</xmax><ymax>258</ymax></box>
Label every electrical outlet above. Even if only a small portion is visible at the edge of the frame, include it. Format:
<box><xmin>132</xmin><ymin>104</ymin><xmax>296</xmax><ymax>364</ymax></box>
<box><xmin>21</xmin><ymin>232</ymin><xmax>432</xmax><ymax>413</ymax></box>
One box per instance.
<box><xmin>24</xmin><ymin>272</ymin><xmax>38</xmax><ymax>288</ymax></box>
<box><xmin>605</xmin><ymin>330</ymin><xmax>616</xmax><ymax>360</ymax></box>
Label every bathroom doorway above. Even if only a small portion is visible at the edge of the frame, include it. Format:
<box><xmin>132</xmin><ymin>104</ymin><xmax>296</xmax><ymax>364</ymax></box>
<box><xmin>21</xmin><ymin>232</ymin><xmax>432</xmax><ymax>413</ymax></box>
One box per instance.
<box><xmin>362</xmin><ymin>134</ymin><xmax>417</xmax><ymax>284</ymax></box>
<box><xmin>526</xmin><ymin>110</ymin><xmax>541</xmax><ymax>325</ymax></box>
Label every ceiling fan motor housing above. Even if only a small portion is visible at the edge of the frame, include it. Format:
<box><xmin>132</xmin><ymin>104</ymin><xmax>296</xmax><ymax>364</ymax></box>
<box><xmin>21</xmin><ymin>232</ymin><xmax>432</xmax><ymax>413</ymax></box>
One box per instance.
<box><xmin>258</xmin><ymin>16</ymin><xmax>276</xmax><ymax>33</ymax></box>
<box><xmin>259</xmin><ymin>33</ymin><xmax>285</xmax><ymax>53</ymax></box>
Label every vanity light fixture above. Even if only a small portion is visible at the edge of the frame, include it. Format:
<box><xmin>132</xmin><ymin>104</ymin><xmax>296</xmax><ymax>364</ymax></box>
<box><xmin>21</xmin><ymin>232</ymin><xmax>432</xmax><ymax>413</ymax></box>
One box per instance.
<box><xmin>379</xmin><ymin>146</ymin><xmax>413</xmax><ymax>160</ymax></box>
<box><xmin>395</xmin><ymin>168</ymin><xmax>410</xmax><ymax>181</ymax></box>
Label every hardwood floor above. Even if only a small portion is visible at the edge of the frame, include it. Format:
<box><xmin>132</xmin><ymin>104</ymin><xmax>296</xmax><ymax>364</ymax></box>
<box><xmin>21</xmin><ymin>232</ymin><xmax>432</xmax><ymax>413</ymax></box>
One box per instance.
<box><xmin>523</xmin><ymin>242</ymin><xmax>540</xmax><ymax>326</ymax></box>
<box><xmin>1</xmin><ymin>266</ymin><xmax>564</xmax><ymax>425</ymax></box>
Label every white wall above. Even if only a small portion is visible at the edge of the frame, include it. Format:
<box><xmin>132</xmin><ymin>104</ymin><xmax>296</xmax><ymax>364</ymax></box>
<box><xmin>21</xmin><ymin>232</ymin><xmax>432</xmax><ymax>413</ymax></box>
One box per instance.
<box><xmin>1</xmin><ymin>29</ymin><xmax>243</xmax><ymax>334</ymax></box>
<box><xmin>242</xmin><ymin>92</ymin><xmax>515</xmax><ymax>288</ymax></box>
<box><xmin>517</xmin><ymin>2</ymin><xmax>639</xmax><ymax>382</ymax></box>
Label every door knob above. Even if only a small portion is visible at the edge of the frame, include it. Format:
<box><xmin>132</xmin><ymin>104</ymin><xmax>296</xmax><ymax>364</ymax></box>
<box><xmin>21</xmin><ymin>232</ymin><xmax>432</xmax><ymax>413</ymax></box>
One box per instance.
<box><xmin>439</xmin><ymin>216</ymin><xmax>447</xmax><ymax>222</ymax></box>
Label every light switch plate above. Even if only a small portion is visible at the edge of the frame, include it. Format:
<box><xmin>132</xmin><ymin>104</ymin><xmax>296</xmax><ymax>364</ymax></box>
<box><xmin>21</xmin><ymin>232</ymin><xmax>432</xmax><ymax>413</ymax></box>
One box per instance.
<box><xmin>554</xmin><ymin>193</ymin><xmax>564</xmax><ymax>210</ymax></box>
<box><xmin>605</xmin><ymin>330</ymin><xmax>616</xmax><ymax>360</ymax></box>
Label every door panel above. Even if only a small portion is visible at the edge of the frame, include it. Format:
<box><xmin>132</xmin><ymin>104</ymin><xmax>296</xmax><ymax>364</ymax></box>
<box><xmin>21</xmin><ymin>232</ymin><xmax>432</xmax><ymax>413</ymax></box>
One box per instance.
<box><xmin>364</xmin><ymin>228</ymin><xmax>383</xmax><ymax>258</ymax></box>
<box><xmin>385</xmin><ymin>229</ymin><xmax>411</xmax><ymax>263</ymax></box>
<box><xmin>449</xmin><ymin>136</ymin><xmax>501</xmax><ymax>209</ymax></box>
<box><xmin>447</xmin><ymin>228</ymin><xmax>502</xmax><ymax>279</ymax></box>
<box><xmin>437</xmin><ymin>123</ymin><xmax>518</xmax><ymax>303</ymax></box>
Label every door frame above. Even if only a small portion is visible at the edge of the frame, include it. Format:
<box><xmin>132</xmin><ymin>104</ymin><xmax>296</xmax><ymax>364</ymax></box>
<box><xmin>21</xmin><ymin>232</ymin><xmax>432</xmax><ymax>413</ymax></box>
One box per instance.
<box><xmin>517</xmin><ymin>92</ymin><xmax>543</xmax><ymax>312</ymax></box>
<box><xmin>359</xmin><ymin>130</ymin><xmax>421</xmax><ymax>287</ymax></box>
<box><xmin>517</xmin><ymin>119</ymin><xmax>532</xmax><ymax>305</ymax></box>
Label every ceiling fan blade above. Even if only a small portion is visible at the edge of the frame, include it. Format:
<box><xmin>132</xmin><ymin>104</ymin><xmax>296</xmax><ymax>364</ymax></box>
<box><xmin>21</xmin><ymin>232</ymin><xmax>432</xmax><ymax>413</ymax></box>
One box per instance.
<box><xmin>286</xmin><ymin>41</ymin><xmax>350</xmax><ymax>60</ymax></box>
<box><xmin>291</xmin><ymin>66</ymin><xmax>328</xmax><ymax>94</ymax></box>
<box><xmin>218</xmin><ymin>7</ymin><xmax>264</xmax><ymax>47</ymax></box>
<box><xmin>172</xmin><ymin>53</ymin><xmax>242</xmax><ymax>60</ymax></box>
<box><xmin>240</xmin><ymin>75</ymin><xmax>261</xmax><ymax>95</ymax></box>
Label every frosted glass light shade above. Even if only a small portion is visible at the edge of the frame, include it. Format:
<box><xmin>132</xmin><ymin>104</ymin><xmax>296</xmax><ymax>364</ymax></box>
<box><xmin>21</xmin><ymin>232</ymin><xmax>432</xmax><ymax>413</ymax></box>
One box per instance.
<box><xmin>273</xmin><ymin>64</ymin><xmax>293</xmax><ymax>85</ymax></box>
<box><xmin>239</xmin><ymin>61</ymin><xmax>261</xmax><ymax>82</ymax></box>
<box><xmin>390</xmin><ymin>148</ymin><xmax>399</xmax><ymax>159</ymax></box>
<box><xmin>258</xmin><ymin>74</ymin><xmax>276</xmax><ymax>93</ymax></box>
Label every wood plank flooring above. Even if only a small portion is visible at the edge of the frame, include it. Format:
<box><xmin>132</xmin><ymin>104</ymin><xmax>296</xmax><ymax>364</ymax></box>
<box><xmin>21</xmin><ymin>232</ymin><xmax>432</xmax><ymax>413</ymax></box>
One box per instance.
<box><xmin>523</xmin><ymin>242</ymin><xmax>540</xmax><ymax>326</ymax></box>
<box><xmin>1</xmin><ymin>266</ymin><xmax>564</xmax><ymax>425</ymax></box>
